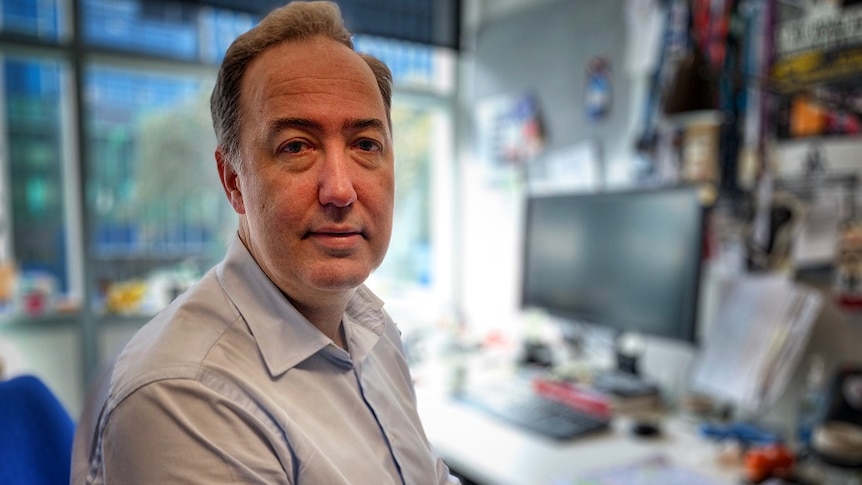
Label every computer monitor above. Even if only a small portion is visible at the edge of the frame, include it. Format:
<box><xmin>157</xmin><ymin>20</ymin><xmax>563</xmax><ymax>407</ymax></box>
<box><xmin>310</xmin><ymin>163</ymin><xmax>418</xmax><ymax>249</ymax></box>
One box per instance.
<box><xmin>520</xmin><ymin>185</ymin><xmax>706</xmax><ymax>346</ymax></box>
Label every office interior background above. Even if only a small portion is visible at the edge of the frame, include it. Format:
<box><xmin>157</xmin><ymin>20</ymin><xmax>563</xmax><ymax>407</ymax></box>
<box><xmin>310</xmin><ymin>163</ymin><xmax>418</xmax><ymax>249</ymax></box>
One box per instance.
<box><xmin>1</xmin><ymin>0</ymin><xmax>862</xmax><ymax>468</ymax></box>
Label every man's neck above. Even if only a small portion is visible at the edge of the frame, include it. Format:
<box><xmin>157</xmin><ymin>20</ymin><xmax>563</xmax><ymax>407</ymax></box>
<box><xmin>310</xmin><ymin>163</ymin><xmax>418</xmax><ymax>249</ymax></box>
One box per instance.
<box><xmin>288</xmin><ymin>293</ymin><xmax>352</xmax><ymax>350</ymax></box>
<box><xmin>235</xmin><ymin>231</ymin><xmax>353</xmax><ymax>349</ymax></box>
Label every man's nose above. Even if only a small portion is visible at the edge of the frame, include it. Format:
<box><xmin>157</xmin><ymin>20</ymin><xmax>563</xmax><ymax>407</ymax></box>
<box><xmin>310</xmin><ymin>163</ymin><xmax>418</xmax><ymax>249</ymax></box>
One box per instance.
<box><xmin>318</xmin><ymin>150</ymin><xmax>358</xmax><ymax>207</ymax></box>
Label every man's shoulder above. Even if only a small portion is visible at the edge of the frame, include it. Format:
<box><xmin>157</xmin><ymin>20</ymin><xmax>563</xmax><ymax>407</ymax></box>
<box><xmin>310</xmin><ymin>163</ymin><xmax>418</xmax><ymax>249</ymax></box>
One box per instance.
<box><xmin>108</xmin><ymin>271</ymin><xmax>250</xmax><ymax>402</ymax></box>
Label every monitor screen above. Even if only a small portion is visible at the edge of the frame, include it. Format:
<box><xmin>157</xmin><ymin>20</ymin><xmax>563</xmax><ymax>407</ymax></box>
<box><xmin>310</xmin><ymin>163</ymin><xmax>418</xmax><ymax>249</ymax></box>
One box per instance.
<box><xmin>520</xmin><ymin>185</ymin><xmax>706</xmax><ymax>344</ymax></box>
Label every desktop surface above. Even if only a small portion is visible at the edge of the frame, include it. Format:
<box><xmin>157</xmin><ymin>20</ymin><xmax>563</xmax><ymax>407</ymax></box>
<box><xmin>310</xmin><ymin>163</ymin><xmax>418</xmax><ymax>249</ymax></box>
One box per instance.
<box><xmin>417</xmin><ymin>380</ymin><xmax>741</xmax><ymax>485</ymax></box>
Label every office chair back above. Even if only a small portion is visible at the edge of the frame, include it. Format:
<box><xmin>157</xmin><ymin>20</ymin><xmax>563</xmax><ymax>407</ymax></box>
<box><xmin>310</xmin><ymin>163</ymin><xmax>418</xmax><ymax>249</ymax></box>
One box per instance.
<box><xmin>0</xmin><ymin>374</ymin><xmax>75</xmax><ymax>485</ymax></box>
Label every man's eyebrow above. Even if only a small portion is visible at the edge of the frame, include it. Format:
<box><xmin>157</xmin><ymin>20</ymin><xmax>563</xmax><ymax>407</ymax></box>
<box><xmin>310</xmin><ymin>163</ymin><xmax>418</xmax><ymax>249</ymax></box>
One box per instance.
<box><xmin>265</xmin><ymin>117</ymin><xmax>386</xmax><ymax>139</ymax></box>
<box><xmin>266</xmin><ymin>118</ymin><xmax>322</xmax><ymax>139</ymax></box>
<box><xmin>344</xmin><ymin>118</ymin><xmax>386</xmax><ymax>133</ymax></box>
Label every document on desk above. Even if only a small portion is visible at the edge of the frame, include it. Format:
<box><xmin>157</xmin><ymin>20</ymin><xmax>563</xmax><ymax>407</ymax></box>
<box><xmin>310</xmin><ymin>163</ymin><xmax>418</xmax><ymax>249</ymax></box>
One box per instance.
<box><xmin>568</xmin><ymin>454</ymin><xmax>732</xmax><ymax>485</ymax></box>
<box><xmin>689</xmin><ymin>273</ymin><xmax>823</xmax><ymax>412</ymax></box>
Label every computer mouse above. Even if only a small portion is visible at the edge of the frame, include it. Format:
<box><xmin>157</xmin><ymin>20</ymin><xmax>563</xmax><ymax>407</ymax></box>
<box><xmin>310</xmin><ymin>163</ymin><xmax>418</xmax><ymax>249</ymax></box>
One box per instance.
<box><xmin>631</xmin><ymin>421</ymin><xmax>661</xmax><ymax>438</ymax></box>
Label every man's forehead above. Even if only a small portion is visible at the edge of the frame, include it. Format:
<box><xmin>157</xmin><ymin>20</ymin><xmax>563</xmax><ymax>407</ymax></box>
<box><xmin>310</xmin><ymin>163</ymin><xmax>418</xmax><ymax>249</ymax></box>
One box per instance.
<box><xmin>236</xmin><ymin>38</ymin><xmax>387</xmax><ymax>137</ymax></box>
<box><xmin>242</xmin><ymin>38</ymin><xmax>378</xmax><ymax>101</ymax></box>
<box><xmin>248</xmin><ymin>36</ymin><xmax>368</xmax><ymax>80</ymax></box>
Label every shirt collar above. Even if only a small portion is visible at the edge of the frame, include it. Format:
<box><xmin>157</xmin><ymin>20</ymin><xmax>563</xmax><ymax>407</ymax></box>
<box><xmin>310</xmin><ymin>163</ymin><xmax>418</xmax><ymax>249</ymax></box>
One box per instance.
<box><xmin>215</xmin><ymin>234</ymin><xmax>387</xmax><ymax>377</ymax></box>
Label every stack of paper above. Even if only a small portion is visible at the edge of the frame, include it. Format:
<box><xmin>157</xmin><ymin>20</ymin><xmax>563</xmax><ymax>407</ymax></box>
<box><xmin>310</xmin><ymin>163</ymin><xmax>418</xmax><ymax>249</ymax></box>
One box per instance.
<box><xmin>690</xmin><ymin>273</ymin><xmax>823</xmax><ymax>413</ymax></box>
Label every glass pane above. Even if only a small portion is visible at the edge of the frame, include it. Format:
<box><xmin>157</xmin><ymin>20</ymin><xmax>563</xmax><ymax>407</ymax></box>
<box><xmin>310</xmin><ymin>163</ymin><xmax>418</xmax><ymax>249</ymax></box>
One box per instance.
<box><xmin>2</xmin><ymin>56</ymin><xmax>72</xmax><ymax>310</ymax></box>
<box><xmin>83</xmin><ymin>0</ymin><xmax>198</xmax><ymax>61</ymax></box>
<box><xmin>82</xmin><ymin>0</ymin><xmax>257</xmax><ymax>64</ymax></box>
<box><xmin>85</xmin><ymin>64</ymin><xmax>233</xmax><ymax>314</ymax></box>
<box><xmin>197</xmin><ymin>7</ymin><xmax>258</xmax><ymax>64</ymax></box>
<box><xmin>0</xmin><ymin>0</ymin><xmax>65</xmax><ymax>41</ymax></box>
<box><xmin>355</xmin><ymin>35</ymin><xmax>455</xmax><ymax>94</ymax></box>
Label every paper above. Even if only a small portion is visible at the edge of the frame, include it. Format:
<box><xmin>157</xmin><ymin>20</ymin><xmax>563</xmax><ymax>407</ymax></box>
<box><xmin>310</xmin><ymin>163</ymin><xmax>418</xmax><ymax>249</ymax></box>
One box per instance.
<box><xmin>565</xmin><ymin>454</ymin><xmax>732</xmax><ymax>485</ymax></box>
<box><xmin>690</xmin><ymin>274</ymin><xmax>823</xmax><ymax>412</ymax></box>
<box><xmin>792</xmin><ymin>190</ymin><xmax>846</xmax><ymax>267</ymax></box>
<box><xmin>529</xmin><ymin>143</ymin><xmax>601</xmax><ymax>193</ymax></box>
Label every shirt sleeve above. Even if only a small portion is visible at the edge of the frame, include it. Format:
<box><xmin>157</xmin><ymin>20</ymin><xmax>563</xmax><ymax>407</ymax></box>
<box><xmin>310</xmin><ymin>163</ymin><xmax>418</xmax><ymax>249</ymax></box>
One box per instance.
<box><xmin>99</xmin><ymin>378</ymin><xmax>291</xmax><ymax>485</ymax></box>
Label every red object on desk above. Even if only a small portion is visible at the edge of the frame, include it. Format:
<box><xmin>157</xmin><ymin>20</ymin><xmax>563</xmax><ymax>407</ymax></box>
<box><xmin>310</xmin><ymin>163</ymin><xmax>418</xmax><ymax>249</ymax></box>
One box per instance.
<box><xmin>744</xmin><ymin>443</ymin><xmax>795</xmax><ymax>484</ymax></box>
<box><xmin>532</xmin><ymin>378</ymin><xmax>613</xmax><ymax>418</ymax></box>
<box><xmin>836</xmin><ymin>293</ymin><xmax>862</xmax><ymax>311</ymax></box>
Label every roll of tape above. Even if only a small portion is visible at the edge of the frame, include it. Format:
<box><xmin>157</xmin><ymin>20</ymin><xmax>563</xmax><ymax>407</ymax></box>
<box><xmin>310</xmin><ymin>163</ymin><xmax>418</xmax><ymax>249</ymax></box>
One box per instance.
<box><xmin>812</xmin><ymin>420</ymin><xmax>862</xmax><ymax>466</ymax></box>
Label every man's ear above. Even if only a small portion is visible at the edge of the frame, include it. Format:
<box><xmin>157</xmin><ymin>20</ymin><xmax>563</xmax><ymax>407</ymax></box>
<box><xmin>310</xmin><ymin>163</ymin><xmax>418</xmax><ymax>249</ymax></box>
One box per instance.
<box><xmin>216</xmin><ymin>148</ymin><xmax>246</xmax><ymax>214</ymax></box>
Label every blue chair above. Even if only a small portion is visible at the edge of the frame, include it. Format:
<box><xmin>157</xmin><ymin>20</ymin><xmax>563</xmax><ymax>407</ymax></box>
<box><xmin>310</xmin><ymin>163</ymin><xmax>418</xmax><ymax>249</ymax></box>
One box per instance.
<box><xmin>0</xmin><ymin>374</ymin><xmax>75</xmax><ymax>485</ymax></box>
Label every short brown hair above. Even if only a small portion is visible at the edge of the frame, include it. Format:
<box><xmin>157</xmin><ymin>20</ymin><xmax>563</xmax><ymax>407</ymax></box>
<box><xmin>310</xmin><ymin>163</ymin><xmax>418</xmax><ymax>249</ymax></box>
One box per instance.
<box><xmin>210</xmin><ymin>1</ymin><xmax>393</xmax><ymax>168</ymax></box>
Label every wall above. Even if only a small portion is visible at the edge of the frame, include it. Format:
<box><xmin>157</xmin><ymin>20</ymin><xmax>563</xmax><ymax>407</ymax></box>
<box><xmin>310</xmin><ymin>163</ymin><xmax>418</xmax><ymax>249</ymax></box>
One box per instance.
<box><xmin>454</xmin><ymin>0</ymin><xmax>703</xmax><ymax>398</ymax></box>
<box><xmin>0</xmin><ymin>318</ymin><xmax>141</xmax><ymax>419</ymax></box>
<box><xmin>0</xmin><ymin>325</ymin><xmax>83</xmax><ymax>417</ymax></box>
<box><xmin>457</xmin><ymin>0</ymin><xmax>638</xmax><ymax>334</ymax></box>
<box><xmin>471</xmin><ymin>0</ymin><xmax>635</xmax><ymax>178</ymax></box>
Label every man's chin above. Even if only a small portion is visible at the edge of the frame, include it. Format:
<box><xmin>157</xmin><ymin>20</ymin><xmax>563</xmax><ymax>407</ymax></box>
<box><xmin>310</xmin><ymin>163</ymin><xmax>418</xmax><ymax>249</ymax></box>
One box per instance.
<box><xmin>308</xmin><ymin>269</ymin><xmax>371</xmax><ymax>292</ymax></box>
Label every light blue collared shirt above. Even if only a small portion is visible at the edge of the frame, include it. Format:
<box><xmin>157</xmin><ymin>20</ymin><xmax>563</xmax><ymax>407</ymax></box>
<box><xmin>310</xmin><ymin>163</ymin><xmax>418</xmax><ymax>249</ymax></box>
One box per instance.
<box><xmin>74</xmin><ymin>235</ymin><xmax>458</xmax><ymax>485</ymax></box>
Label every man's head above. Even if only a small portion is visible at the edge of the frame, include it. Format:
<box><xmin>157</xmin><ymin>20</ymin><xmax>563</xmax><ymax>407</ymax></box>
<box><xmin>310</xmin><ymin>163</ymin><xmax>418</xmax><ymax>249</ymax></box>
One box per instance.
<box><xmin>212</xmin><ymin>1</ymin><xmax>396</xmax><ymax>315</ymax></box>
<box><xmin>211</xmin><ymin>1</ymin><xmax>393</xmax><ymax>170</ymax></box>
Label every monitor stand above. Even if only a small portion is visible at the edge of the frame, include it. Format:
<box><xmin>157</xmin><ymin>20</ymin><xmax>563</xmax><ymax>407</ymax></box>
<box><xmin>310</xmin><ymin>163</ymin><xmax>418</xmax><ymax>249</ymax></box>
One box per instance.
<box><xmin>613</xmin><ymin>330</ymin><xmax>646</xmax><ymax>376</ymax></box>
<box><xmin>592</xmin><ymin>331</ymin><xmax>659</xmax><ymax>397</ymax></box>
<box><xmin>552</xmin><ymin>322</ymin><xmax>655</xmax><ymax>396</ymax></box>
<box><xmin>616</xmin><ymin>351</ymin><xmax>640</xmax><ymax>376</ymax></box>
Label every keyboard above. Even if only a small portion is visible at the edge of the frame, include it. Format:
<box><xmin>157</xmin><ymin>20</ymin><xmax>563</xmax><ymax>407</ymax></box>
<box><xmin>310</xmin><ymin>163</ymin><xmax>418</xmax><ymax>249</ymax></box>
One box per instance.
<box><xmin>454</xmin><ymin>381</ymin><xmax>611</xmax><ymax>441</ymax></box>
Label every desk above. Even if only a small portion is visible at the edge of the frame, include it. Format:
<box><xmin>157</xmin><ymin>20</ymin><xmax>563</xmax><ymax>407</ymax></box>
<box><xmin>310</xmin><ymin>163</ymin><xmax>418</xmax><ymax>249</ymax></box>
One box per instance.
<box><xmin>417</xmin><ymin>389</ymin><xmax>743</xmax><ymax>485</ymax></box>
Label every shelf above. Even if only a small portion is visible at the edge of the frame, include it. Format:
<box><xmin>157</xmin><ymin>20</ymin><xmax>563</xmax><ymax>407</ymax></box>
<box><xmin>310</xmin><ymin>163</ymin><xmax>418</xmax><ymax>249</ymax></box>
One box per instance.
<box><xmin>0</xmin><ymin>312</ymin><xmax>80</xmax><ymax>331</ymax></box>
<box><xmin>0</xmin><ymin>311</ymin><xmax>154</xmax><ymax>332</ymax></box>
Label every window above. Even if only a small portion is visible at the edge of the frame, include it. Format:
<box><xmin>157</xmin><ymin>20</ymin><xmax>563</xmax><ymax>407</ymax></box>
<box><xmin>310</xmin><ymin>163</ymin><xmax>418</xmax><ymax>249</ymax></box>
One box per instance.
<box><xmin>0</xmin><ymin>0</ymin><xmax>456</xmax><ymax>368</ymax></box>
<box><xmin>84</xmin><ymin>65</ymin><xmax>233</xmax><ymax>313</ymax></box>
<box><xmin>1</xmin><ymin>56</ymin><xmax>77</xmax><ymax>312</ymax></box>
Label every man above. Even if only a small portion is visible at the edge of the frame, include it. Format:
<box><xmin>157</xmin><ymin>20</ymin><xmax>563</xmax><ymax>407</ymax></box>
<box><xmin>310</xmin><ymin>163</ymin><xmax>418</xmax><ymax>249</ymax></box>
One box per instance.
<box><xmin>71</xmin><ymin>2</ymin><xmax>460</xmax><ymax>483</ymax></box>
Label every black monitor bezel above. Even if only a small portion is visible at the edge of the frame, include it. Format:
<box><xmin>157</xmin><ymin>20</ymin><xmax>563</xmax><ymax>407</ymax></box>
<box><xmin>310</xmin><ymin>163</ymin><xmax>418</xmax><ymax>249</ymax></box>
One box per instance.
<box><xmin>518</xmin><ymin>184</ymin><xmax>708</xmax><ymax>345</ymax></box>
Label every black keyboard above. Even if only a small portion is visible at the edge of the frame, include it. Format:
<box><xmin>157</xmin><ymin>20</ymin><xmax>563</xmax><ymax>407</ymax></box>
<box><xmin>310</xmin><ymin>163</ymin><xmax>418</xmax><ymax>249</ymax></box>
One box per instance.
<box><xmin>454</xmin><ymin>381</ymin><xmax>611</xmax><ymax>441</ymax></box>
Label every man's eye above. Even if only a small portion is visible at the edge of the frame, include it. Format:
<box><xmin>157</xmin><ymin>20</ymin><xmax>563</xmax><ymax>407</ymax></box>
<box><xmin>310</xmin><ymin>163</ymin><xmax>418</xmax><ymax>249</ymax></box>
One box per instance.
<box><xmin>356</xmin><ymin>140</ymin><xmax>380</xmax><ymax>152</ymax></box>
<box><xmin>281</xmin><ymin>141</ymin><xmax>307</xmax><ymax>154</ymax></box>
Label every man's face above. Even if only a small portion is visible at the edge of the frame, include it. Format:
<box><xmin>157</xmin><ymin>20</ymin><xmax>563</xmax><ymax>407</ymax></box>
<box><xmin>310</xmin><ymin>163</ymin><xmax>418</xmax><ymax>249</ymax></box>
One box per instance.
<box><xmin>219</xmin><ymin>35</ymin><xmax>394</xmax><ymax>303</ymax></box>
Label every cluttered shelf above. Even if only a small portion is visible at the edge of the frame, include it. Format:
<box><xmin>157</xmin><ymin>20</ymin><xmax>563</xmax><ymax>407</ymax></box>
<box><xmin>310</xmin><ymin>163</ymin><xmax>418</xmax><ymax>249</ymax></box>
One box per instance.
<box><xmin>0</xmin><ymin>254</ymin><xmax>198</xmax><ymax>332</ymax></box>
